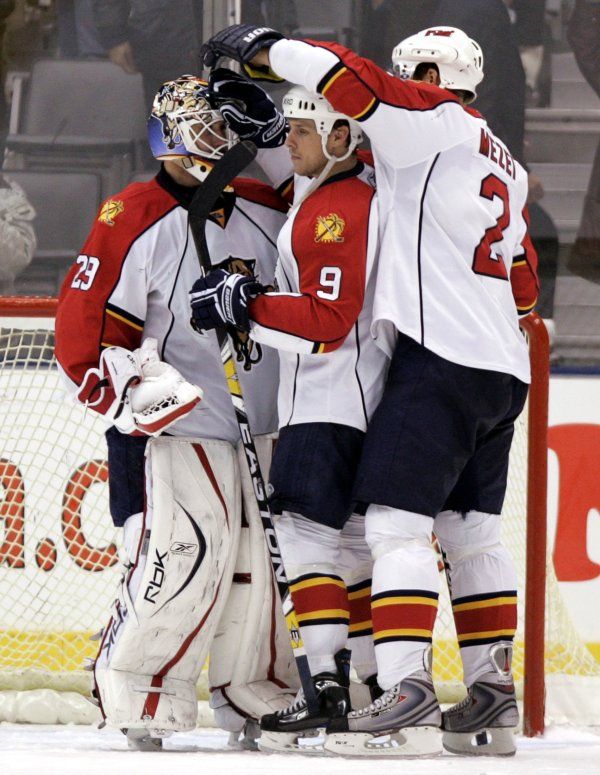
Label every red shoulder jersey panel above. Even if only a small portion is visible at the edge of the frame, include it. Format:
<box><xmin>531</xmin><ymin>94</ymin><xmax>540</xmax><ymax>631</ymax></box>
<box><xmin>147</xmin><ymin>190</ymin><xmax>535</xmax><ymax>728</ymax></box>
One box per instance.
<box><xmin>304</xmin><ymin>39</ymin><xmax>461</xmax><ymax>121</ymax></box>
<box><xmin>231</xmin><ymin>177</ymin><xmax>289</xmax><ymax>213</ymax></box>
<box><xmin>511</xmin><ymin>206</ymin><xmax>539</xmax><ymax>315</ymax></box>
<box><xmin>55</xmin><ymin>178</ymin><xmax>177</xmax><ymax>388</ymax></box>
<box><xmin>250</xmin><ymin>174</ymin><xmax>375</xmax><ymax>353</ymax></box>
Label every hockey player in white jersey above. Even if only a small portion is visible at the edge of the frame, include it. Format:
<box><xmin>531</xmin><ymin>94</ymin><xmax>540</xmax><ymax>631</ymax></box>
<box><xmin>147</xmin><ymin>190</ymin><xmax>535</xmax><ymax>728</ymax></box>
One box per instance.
<box><xmin>55</xmin><ymin>75</ymin><xmax>298</xmax><ymax>750</ymax></box>
<box><xmin>189</xmin><ymin>83</ymin><xmax>388</xmax><ymax>752</ymax></box>
<box><xmin>200</xmin><ymin>23</ymin><xmax>540</xmax><ymax>758</ymax></box>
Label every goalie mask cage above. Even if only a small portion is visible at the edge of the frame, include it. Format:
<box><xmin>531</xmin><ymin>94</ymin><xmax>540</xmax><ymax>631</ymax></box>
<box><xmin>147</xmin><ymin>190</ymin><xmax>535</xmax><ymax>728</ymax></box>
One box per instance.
<box><xmin>0</xmin><ymin>298</ymin><xmax>598</xmax><ymax>731</ymax></box>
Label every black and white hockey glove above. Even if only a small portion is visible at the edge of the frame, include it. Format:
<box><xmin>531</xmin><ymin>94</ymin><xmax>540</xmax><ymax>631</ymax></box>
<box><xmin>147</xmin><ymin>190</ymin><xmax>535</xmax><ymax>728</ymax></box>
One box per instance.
<box><xmin>190</xmin><ymin>268</ymin><xmax>265</xmax><ymax>334</ymax></box>
<box><xmin>200</xmin><ymin>24</ymin><xmax>285</xmax><ymax>81</ymax></box>
<box><xmin>208</xmin><ymin>68</ymin><xmax>287</xmax><ymax>148</ymax></box>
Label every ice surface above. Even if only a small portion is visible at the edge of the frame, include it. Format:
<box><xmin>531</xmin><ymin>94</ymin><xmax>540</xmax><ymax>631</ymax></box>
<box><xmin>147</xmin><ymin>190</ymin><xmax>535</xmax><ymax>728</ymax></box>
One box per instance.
<box><xmin>0</xmin><ymin>724</ymin><xmax>599</xmax><ymax>775</ymax></box>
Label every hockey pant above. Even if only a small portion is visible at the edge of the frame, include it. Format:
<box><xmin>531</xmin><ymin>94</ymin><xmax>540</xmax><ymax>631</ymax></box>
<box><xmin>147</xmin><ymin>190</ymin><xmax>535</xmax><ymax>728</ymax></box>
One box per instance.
<box><xmin>93</xmin><ymin>435</ymin><xmax>298</xmax><ymax>735</ymax></box>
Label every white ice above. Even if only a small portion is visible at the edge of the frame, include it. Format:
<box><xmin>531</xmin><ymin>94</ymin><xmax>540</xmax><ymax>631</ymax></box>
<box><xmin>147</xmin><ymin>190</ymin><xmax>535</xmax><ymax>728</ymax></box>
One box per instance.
<box><xmin>1</xmin><ymin>724</ymin><xmax>599</xmax><ymax>775</ymax></box>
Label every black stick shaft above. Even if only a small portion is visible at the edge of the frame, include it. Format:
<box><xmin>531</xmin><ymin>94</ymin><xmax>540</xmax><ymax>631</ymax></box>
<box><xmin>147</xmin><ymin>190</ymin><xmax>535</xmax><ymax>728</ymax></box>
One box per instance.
<box><xmin>188</xmin><ymin>141</ymin><xmax>317</xmax><ymax>712</ymax></box>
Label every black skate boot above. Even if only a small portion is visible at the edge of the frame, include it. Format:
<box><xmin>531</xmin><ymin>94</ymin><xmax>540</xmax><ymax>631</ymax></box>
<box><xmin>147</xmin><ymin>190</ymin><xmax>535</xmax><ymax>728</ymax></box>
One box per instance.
<box><xmin>442</xmin><ymin>642</ymin><xmax>519</xmax><ymax>757</ymax></box>
<box><xmin>365</xmin><ymin>673</ymin><xmax>384</xmax><ymax>701</ymax></box>
<box><xmin>324</xmin><ymin>648</ymin><xmax>442</xmax><ymax>757</ymax></box>
<box><xmin>259</xmin><ymin>651</ymin><xmax>351</xmax><ymax>754</ymax></box>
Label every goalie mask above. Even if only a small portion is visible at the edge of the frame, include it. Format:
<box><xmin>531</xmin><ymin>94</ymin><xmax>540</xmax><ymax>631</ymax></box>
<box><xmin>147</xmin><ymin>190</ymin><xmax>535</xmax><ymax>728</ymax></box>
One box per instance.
<box><xmin>391</xmin><ymin>26</ymin><xmax>484</xmax><ymax>104</ymax></box>
<box><xmin>282</xmin><ymin>86</ymin><xmax>362</xmax><ymax>163</ymax></box>
<box><xmin>147</xmin><ymin>75</ymin><xmax>238</xmax><ymax>182</ymax></box>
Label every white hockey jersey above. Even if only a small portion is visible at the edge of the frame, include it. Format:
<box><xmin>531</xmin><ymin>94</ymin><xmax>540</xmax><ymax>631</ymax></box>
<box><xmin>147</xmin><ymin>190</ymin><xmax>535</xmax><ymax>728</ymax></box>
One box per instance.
<box><xmin>268</xmin><ymin>38</ymin><xmax>539</xmax><ymax>384</ymax></box>
<box><xmin>55</xmin><ymin>167</ymin><xmax>287</xmax><ymax>442</ymax></box>
<box><xmin>248</xmin><ymin>160</ymin><xmax>388</xmax><ymax>431</ymax></box>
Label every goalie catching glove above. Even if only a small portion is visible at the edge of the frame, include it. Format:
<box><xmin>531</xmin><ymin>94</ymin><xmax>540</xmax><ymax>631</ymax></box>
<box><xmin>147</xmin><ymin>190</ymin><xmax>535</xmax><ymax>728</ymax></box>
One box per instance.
<box><xmin>208</xmin><ymin>68</ymin><xmax>287</xmax><ymax>149</ymax></box>
<box><xmin>200</xmin><ymin>24</ymin><xmax>285</xmax><ymax>81</ymax></box>
<box><xmin>76</xmin><ymin>338</ymin><xmax>202</xmax><ymax>436</ymax></box>
<box><xmin>190</xmin><ymin>268</ymin><xmax>266</xmax><ymax>333</ymax></box>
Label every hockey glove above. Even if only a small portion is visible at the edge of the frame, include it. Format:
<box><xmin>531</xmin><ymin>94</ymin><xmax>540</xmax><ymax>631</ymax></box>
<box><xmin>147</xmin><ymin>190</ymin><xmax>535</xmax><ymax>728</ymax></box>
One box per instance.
<box><xmin>200</xmin><ymin>24</ymin><xmax>285</xmax><ymax>81</ymax></box>
<box><xmin>208</xmin><ymin>68</ymin><xmax>287</xmax><ymax>148</ymax></box>
<box><xmin>190</xmin><ymin>268</ymin><xmax>265</xmax><ymax>333</ymax></box>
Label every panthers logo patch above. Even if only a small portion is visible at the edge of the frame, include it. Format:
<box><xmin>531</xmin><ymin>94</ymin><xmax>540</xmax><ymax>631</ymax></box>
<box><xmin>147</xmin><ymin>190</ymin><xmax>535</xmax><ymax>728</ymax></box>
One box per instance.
<box><xmin>315</xmin><ymin>213</ymin><xmax>345</xmax><ymax>243</ymax></box>
<box><xmin>98</xmin><ymin>199</ymin><xmax>124</xmax><ymax>226</ymax></box>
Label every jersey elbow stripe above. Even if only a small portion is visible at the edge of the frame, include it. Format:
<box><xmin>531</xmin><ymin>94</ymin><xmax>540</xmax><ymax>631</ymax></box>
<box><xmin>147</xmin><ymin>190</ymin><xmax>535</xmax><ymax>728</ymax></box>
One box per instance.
<box><xmin>317</xmin><ymin>62</ymin><xmax>346</xmax><ymax>94</ymax></box>
<box><xmin>105</xmin><ymin>303</ymin><xmax>144</xmax><ymax>331</ymax></box>
<box><xmin>317</xmin><ymin>62</ymin><xmax>379</xmax><ymax>122</ymax></box>
<box><xmin>352</xmin><ymin>97</ymin><xmax>378</xmax><ymax>121</ymax></box>
<box><xmin>517</xmin><ymin>298</ymin><xmax>537</xmax><ymax>314</ymax></box>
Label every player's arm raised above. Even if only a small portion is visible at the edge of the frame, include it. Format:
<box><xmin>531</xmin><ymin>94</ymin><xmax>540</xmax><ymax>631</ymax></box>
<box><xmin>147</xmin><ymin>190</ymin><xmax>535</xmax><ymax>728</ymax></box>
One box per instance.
<box><xmin>202</xmin><ymin>25</ymin><xmax>478</xmax><ymax>168</ymax></box>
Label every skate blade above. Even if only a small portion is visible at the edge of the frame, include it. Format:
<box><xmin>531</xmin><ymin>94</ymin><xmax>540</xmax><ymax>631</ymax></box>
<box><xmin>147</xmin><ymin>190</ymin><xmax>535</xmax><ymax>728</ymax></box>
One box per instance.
<box><xmin>325</xmin><ymin>726</ymin><xmax>442</xmax><ymax>758</ymax></box>
<box><xmin>443</xmin><ymin>726</ymin><xmax>516</xmax><ymax>756</ymax></box>
<box><xmin>258</xmin><ymin>730</ymin><xmax>325</xmax><ymax>755</ymax></box>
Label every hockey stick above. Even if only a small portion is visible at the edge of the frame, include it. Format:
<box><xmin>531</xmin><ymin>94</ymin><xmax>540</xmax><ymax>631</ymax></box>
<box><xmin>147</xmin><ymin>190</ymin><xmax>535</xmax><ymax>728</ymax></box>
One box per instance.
<box><xmin>188</xmin><ymin>140</ymin><xmax>318</xmax><ymax>713</ymax></box>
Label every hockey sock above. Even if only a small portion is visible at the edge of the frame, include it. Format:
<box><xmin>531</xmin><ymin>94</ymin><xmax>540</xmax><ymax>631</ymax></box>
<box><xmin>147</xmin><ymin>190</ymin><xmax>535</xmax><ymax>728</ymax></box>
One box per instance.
<box><xmin>434</xmin><ymin>510</ymin><xmax>518</xmax><ymax>686</ymax></box>
<box><xmin>276</xmin><ymin>512</ymin><xmax>348</xmax><ymax>676</ymax></box>
<box><xmin>366</xmin><ymin>505</ymin><xmax>439</xmax><ymax>690</ymax></box>
<box><xmin>340</xmin><ymin>513</ymin><xmax>376</xmax><ymax>682</ymax></box>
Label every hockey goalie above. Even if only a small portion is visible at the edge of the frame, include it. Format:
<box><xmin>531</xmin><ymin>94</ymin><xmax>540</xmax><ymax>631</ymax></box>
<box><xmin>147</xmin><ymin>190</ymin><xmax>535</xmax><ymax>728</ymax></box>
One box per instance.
<box><xmin>54</xmin><ymin>73</ymin><xmax>298</xmax><ymax>749</ymax></box>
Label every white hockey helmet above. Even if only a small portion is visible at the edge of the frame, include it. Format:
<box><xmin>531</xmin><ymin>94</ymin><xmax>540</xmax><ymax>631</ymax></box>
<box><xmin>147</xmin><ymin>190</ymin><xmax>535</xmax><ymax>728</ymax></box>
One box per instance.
<box><xmin>282</xmin><ymin>85</ymin><xmax>363</xmax><ymax>161</ymax></box>
<box><xmin>147</xmin><ymin>75</ymin><xmax>237</xmax><ymax>182</ymax></box>
<box><xmin>391</xmin><ymin>26</ymin><xmax>484</xmax><ymax>103</ymax></box>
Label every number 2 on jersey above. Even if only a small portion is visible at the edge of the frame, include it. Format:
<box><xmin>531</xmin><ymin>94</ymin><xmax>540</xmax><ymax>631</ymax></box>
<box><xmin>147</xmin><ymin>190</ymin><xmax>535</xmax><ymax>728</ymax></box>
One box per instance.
<box><xmin>472</xmin><ymin>174</ymin><xmax>510</xmax><ymax>280</ymax></box>
<box><xmin>71</xmin><ymin>255</ymin><xmax>100</xmax><ymax>291</ymax></box>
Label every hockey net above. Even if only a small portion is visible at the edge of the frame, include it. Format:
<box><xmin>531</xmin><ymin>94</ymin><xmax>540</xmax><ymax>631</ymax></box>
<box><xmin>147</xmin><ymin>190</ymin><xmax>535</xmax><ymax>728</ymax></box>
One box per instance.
<box><xmin>0</xmin><ymin>299</ymin><xmax>598</xmax><ymax>730</ymax></box>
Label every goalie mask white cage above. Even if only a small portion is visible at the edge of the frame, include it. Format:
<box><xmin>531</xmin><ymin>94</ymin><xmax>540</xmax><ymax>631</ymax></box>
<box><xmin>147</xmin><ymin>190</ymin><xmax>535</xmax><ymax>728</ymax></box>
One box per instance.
<box><xmin>0</xmin><ymin>299</ymin><xmax>598</xmax><ymax>731</ymax></box>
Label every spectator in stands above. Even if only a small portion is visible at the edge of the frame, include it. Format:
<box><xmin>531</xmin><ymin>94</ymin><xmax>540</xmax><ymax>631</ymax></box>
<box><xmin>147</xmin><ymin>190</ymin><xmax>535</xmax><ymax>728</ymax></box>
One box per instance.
<box><xmin>567</xmin><ymin>0</ymin><xmax>600</xmax><ymax>283</ymax></box>
<box><xmin>242</xmin><ymin>0</ymin><xmax>297</xmax><ymax>36</ymax></box>
<box><xmin>358</xmin><ymin>0</ymin><xmax>437</xmax><ymax>67</ymax></box>
<box><xmin>91</xmin><ymin>1</ymin><xmax>202</xmax><ymax>107</ymax></box>
<box><xmin>0</xmin><ymin>0</ymin><xmax>36</xmax><ymax>293</ymax></box>
<box><xmin>56</xmin><ymin>0</ymin><xmax>104</xmax><ymax>57</ymax></box>
<box><xmin>512</xmin><ymin>0</ymin><xmax>551</xmax><ymax>107</ymax></box>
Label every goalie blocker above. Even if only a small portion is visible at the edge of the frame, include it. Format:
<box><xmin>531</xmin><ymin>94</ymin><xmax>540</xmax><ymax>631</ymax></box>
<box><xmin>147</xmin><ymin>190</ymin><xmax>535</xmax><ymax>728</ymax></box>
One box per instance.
<box><xmin>93</xmin><ymin>434</ymin><xmax>298</xmax><ymax>743</ymax></box>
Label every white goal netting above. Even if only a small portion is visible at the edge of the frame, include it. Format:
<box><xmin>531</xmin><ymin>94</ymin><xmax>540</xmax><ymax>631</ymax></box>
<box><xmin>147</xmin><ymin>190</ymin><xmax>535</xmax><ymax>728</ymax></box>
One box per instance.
<box><xmin>0</xmin><ymin>306</ymin><xmax>598</xmax><ymax>726</ymax></box>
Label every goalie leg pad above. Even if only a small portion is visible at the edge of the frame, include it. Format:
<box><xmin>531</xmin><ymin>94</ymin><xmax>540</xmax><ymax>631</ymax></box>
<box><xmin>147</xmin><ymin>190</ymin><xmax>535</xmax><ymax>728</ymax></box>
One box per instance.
<box><xmin>208</xmin><ymin>434</ymin><xmax>299</xmax><ymax>731</ymax></box>
<box><xmin>94</xmin><ymin>436</ymin><xmax>241</xmax><ymax>733</ymax></box>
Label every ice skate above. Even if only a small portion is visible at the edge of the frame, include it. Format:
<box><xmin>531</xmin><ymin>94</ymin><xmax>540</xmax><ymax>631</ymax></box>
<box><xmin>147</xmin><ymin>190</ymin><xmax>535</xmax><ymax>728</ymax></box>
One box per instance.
<box><xmin>442</xmin><ymin>642</ymin><xmax>519</xmax><ymax>757</ymax></box>
<box><xmin>258</xmin><ymin>672</ymin><xmax>350</xmax><ymax>754</ymax></box>
<box><xmin>324</xmin><ymin>668</ymin><xmax>442</xmax><ymax>758</ymax></box>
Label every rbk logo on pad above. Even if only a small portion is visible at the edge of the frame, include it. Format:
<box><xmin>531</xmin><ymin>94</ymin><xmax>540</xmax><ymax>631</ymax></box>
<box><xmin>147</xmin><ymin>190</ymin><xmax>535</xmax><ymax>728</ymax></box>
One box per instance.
<box><xmin>170</xmin><ymin>542</ymin><xmax>197</xmax><ymax>556</ymax></box>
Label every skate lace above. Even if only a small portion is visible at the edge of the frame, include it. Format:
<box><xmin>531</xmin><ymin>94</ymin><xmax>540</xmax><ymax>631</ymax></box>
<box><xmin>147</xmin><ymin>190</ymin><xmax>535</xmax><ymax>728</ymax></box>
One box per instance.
<box><xmin>451</xmin><ymin>691</ymin><xmax>473</xmax><ymax>713</ymax></box>
<box><xmin>275</xmin><ymin>688</ymin><xmax>305</xmax><ymax>717</ymax></box>
<box><xmin>353</xmin><ymin>684</ymin><xmax>400</xmax><ymax>717</ymax></box>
